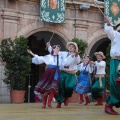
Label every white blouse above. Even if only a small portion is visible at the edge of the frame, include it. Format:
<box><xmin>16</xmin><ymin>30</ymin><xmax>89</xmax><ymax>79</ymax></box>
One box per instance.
<box><xmin>48</xmin><ymin>46</ymin><xmax>81</xmax><ymax>71</ymax></box>
<box><xmin>77</xmin><ymin>63</ymin><xmax>93</xmax><ymax>73</ymax></box>
<box><xmin>104</xmin><ymin>23</ymin><xmax>120</xmax><ymax>57</ymax></box>
<box><xmin>32</xmin><ymin>54</ymin><xmax>61</xmax><ymax>66</ymax></box>
<box><xmin>32</xmin><ymin>54</ymin><xmax>76</xmax><ymax>67</ymax></box>
<box><xmin>95</xmin><ymin>61</ymin><xmax>106</xmax><ymax>75</ymax></box>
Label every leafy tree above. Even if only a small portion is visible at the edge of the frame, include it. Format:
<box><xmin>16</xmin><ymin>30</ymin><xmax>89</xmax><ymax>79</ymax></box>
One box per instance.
<box><xmin>0</xmin><ymin>36</ymin><xmax>31</xmax><ymax>90</ymax></box>
<box><xmin>71</xmin><ymin>38</ymin><xmax>88</xmax><ymax>59</ymax></box>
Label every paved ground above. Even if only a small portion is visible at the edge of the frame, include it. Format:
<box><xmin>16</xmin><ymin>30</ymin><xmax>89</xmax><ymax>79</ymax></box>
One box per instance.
<box><xmin>0</xmin><ymin>103</ymin><xmax>120</xmax><ymax>120</ymax></box>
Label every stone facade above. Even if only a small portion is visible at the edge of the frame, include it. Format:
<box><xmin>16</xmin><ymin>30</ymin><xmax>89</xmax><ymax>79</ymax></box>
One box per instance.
<box><xmin>0</xmin><ymin>0</ymin><xmax>108</xmax><ymax>102</ymax></box>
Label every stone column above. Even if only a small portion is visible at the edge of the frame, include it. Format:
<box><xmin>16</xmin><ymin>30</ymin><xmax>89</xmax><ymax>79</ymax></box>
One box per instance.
<box><xmin>0</xmin><ymin>63</ymin><xmax>10</xmax><ymax>103</ymax></box>
<box><xmin>1</xmin><ymin>10</ymin><xmax>19</xmax><ymax>39</ymax></box>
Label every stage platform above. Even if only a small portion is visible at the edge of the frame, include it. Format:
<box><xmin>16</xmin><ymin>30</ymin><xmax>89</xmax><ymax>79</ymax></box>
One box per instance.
<box><xmin>0</xmin><ymin>103</ymin><xmax>120</xmax><ymax>120</ymax></box>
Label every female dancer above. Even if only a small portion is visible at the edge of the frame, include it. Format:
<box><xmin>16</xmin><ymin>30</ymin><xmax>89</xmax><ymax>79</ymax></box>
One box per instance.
<box><xmin>27</xmin><ymin>45</ymin><xmax>61</xmax><ymax>108</ymax></box>
<box><xmin>75</xmin><ymin>56</ymin><xmax>93</xmax><ymax>105</ymax></box>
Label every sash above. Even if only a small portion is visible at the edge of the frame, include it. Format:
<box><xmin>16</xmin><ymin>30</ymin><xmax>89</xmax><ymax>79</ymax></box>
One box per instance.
<box><xmin>48</xmin><ymin>65</ymin><xmax>59</xmax><ymax>80</ymax></box>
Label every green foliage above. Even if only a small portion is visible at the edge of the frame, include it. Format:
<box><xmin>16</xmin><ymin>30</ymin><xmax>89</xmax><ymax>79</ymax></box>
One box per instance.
<box><xmin>0</xmin><ymin>36</ymin><xmax>31</xmax><ymax>90</ymax></box>
<box><xmin>105</xmin><ymin>43</ymin><xmax>111</xmax><ymax>90</ymax></box>
<box><xmin>71</xmin><ymin>38</ymin><xmax>88</xmax><ymax>59</ymax></box>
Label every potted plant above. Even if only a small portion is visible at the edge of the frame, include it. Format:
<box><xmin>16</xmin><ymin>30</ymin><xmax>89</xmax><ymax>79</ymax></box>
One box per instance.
<box><xmin>0</xmin><ymin>36</ymin><xmax>31</xmax><ymax>103</ymax></box>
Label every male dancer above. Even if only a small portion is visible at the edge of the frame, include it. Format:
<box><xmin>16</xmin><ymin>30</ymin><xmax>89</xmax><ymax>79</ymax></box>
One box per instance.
<box><xmin>90</xmin><ymin>52</ymin><xmax>106</xmax><ymax>106</ymax></box>
<box><xmin>104</xmin><ymin>16</ymin><xmax>120</xmax><ymax>115</ymax></box>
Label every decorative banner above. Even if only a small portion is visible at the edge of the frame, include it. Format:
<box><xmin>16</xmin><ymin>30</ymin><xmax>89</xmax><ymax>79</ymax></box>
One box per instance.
<box><xmin>40</xmin><ymin>0</ymin><xmax>66</xmax><ymax>23</ymax></box>
<box><xmin>105</xmin><ymin>0</ymin><xmax>120</xmax><ymax>24</ymax></box>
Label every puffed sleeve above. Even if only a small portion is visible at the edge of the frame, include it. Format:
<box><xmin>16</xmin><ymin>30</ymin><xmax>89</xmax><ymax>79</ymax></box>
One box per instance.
<box><xmin>104</xmin><ymin>23</ymin><xmax>116</xmax><ymax>41</ymax></box>
<box><xmin>48</xmin><ymin>46</ymin><xmax>52</xmax><ymax>53</ymax></box>
<box><xmin>63</xmin><ymin>54</ymin><xmax>74</xmax><ymax>66</ymax></box>
<box><xmin>32</xmin><ymin>55</ymin><xmax>45</xmax><ymax>65</ymax></box>
<box><xmin>88</xmin><ymin>64</ymin><xmax>93</xmax><ymax>73</ymax></box>
<box><xmin>63</xmin><ymin>54</ymin><xmax>80</xmax><ymax>66</ymax></box>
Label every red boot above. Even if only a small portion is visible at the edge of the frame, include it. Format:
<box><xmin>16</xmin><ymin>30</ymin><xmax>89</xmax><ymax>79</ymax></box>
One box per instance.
<box><xmin>95</xmin><ymin>94</ymin><xmax>103</xmax><ymax>106</ymax></box>
<box><xmin>79</xmin><ymin>94</ymin><xmax>84</xmax><ymax>104</ymax></box>
<box><xmin>64</xmin><ymin>97</ymin><xmax>69</xmax><ymax>106</ymax></box>
<box><xmin>105</xmin><ymin>103</ymin><xmax>119</xmax><ymax>115</ymax></box>
<box><xmin>56</xmin><ymin>102</ymin><xmax>62</xmax><ymax>108</ymax></box>
<box><xmin>48</xmin><ymin>92</ymin><xmax>54</xmax><ymax>108</ymax></box>
<box><xmin>42</xmin><ymin>95</ymin><xmax>48</xmax><ymax>108</ymax></box>
<box><xmin>95</xmin><ymin>98</ymin><xmax>103</xmax><ymax>106</ymax></box>
<box><xmin>84</xmin><ymin>96</ymin><xmax>90</xmax><ymax>105</ymax></box>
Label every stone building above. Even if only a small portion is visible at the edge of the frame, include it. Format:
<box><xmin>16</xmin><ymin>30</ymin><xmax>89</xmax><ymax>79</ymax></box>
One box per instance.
<box><xmin>0</xmin><ymin>0</ymin><xmax>110</xmax><ymax>103</ymax></box>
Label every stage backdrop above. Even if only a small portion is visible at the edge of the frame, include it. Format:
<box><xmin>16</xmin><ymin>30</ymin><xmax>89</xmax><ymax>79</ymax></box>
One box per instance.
<box><xmin>40</xmin><ymin>0</ymin><xmax>66</xmax><ymax>23</ymax></box>
<box><xmin>105</xmin><ymin>0</ymin><xmax>120</xmax><ymax>24</ymax></box>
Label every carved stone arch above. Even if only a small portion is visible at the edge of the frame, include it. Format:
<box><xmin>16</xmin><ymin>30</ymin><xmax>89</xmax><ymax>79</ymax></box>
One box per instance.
<box><xmin>17</xmin><ymin>21</ymin><xmax>73</xmax><ymax>46</ymax></box>
<box><xmin>87</xmin><ymin>29</ymin><xmax>108</xmax><ymax>54</ymax></box>
<box><xmin>25</xmin><ymin>27</ymin><xmax>70</xmax><ymax>46</ymax></box>
<box><xmin>87</xmin><ymin>29</ymin><xmax>110</xmax><ymax>60</ymax></box>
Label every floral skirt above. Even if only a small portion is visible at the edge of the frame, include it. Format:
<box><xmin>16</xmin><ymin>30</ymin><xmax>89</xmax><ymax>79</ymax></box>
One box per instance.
<box><xmin>37</xmin><ymin>68</ymin><xmax>59</xmax><ymax>95</ymax></box>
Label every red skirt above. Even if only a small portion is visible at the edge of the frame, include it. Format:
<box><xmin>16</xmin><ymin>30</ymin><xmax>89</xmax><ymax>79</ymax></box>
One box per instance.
<box><xmin>37</xmin><ymin>68</ymin><xmax>59</xmax><ymax>95</ymax></box>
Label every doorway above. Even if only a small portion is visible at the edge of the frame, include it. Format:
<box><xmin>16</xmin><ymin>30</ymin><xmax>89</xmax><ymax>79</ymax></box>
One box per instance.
<box><xmin>25</xmin><ymin>31</ymin><xmax>66</xmax><ymax>102</ymax></box>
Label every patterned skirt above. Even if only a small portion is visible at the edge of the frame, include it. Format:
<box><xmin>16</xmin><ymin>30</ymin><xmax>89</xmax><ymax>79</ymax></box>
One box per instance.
<box><xmin>74</xmin><ymin>71</ymin><xmax>91</xmax><ymax>94</ymax></box>
<box><xmin>37</xmin><ymin>68</ymin><xmax>59</xmax><ymax>95</ymax></box>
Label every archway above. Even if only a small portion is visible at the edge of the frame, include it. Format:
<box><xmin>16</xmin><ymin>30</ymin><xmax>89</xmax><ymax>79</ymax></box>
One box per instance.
<box><xmin>25</xmin><ymin>31</ymin><xmax>66</xmax><ymax>103</ymax></box>
<box><xmin>89</xmin><ymin>38</ymin><xmax>111</xmax><ymax>61</ymax></box>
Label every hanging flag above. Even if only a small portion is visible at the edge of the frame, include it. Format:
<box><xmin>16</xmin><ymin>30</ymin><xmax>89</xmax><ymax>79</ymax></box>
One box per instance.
<box><xmin>40</xmin><ymin>0</ymin><xmax>66</xmax><ymax>23</ymax></box>
<box><xmin>105</xmin><ymin>0</ymin><xmax>120</xmax><ymax>24</ymax></box>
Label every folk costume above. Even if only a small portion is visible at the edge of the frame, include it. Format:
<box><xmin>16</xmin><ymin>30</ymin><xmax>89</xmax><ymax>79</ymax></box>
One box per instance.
<box><xmin>75</xmin><ymin>58</ymin><xmax>93</xmax><ymax>105</ymax></box>
<box><xmin>32</xmin><ymin>53</ymin><xmax>60</xmax><ymax>108</ymax></box>
<box><xmin>92</xmin><ymin>52</ymin><xmax>106</xmax><ymax>106</ymax></box>
<box><xmin>104</xmin><ymin>21</ymin><xmax>120</xmax><ymax>115</ymax></box>
<box><xmin>32</xmin><ymin>54</ymin><xmax>60</xmax><ymax>95</ymax></box>
<box><xmin>48</xmin><ymin>42</ymin><xmax>80</xmax><ymax>108</ymax></box>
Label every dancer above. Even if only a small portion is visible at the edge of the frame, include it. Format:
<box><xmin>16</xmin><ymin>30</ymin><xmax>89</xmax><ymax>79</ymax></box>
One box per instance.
<box><xmin>104</xmin><ymin>16</ymin><xmax>120</xmax><ymax>115</ymax></box>
<box><xmin>27</xmin><ymin>45</ymin><xmax>62</xmax><ymax>108</ymax></box>
<box><xmin>47</xmin><ymin>42</ymin><xmax>80</xmax><ymax>108</ymax></box>
<box><xmin>90</xmin><ymin>51</ymin><xmax>106</xmax><ymax>106</ymax></box>
<box><xmin>75</xmin><ymin>56</ymin><xmax>93</xmax><ymax>105</ymax></box>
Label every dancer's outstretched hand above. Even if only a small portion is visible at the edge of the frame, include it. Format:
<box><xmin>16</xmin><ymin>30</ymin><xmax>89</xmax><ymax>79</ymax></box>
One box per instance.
<box><xmin>104</xmin><ymin>16</ymin><xmax>111</xmax><ymax>25</ymax></box>
<box><xmin>27</xmin><ymin>49</ymin><xmax>35</xmax><ymax>56</ymax></box>
<box><xmin>46</xmin><ymin>42</ymin><xmax>50</xmax><ymax>47</ymax></box>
